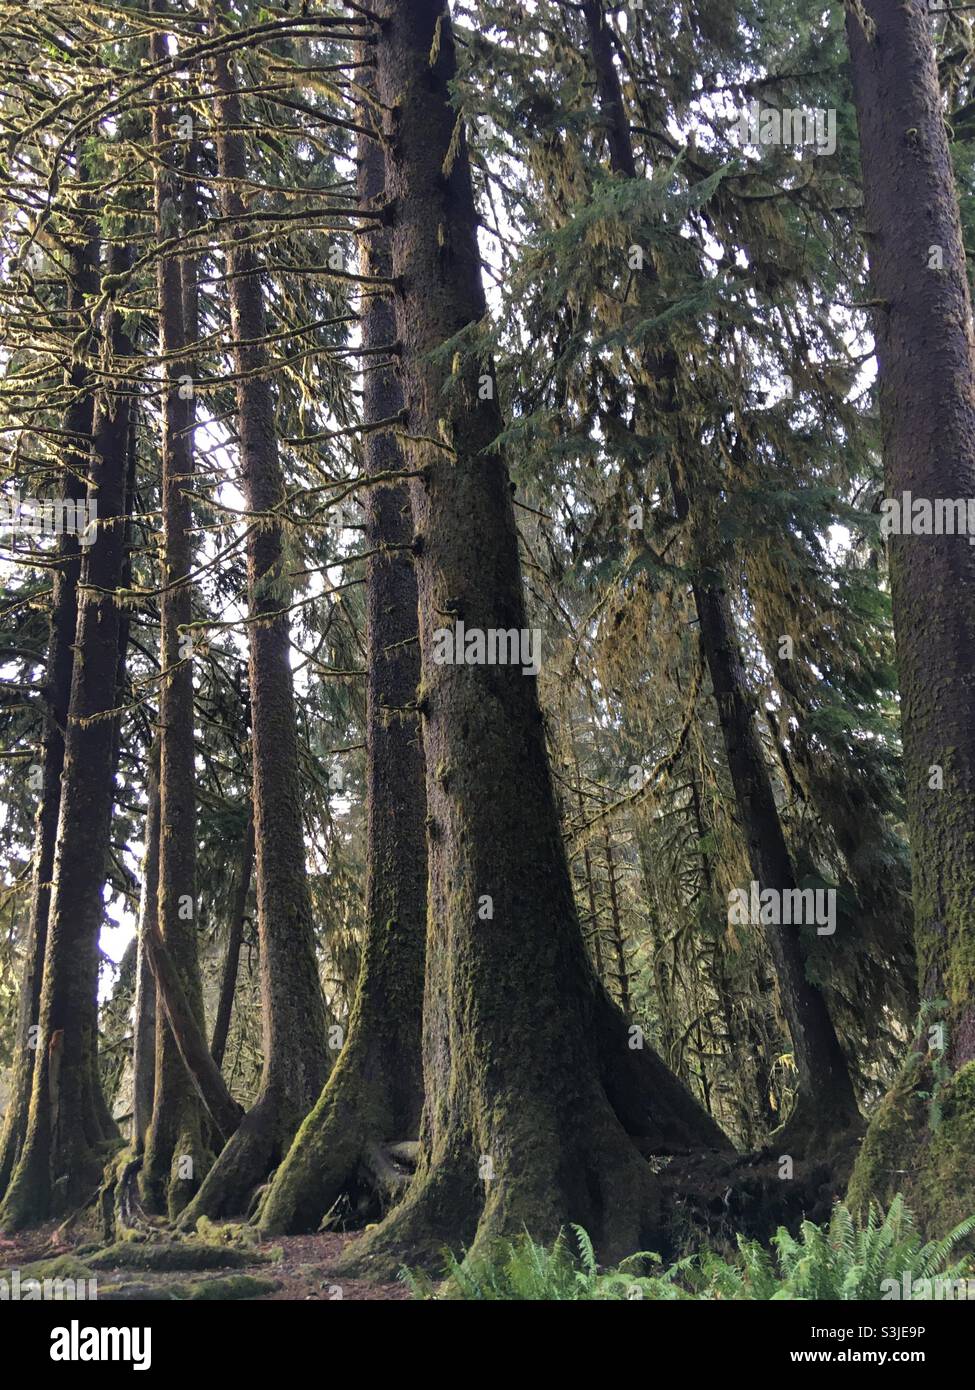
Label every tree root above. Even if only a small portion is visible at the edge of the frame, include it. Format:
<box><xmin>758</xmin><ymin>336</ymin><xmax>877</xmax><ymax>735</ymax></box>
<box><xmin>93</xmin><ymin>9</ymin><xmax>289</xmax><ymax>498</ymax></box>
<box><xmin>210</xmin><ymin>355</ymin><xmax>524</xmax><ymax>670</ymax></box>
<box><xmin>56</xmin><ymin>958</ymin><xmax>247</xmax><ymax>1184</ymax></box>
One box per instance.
<box><xmin>98</xmin><ymin>1274</ymin><xmax>279</xmax><ymax>1301</ymax></box>
<box><xmin>87</xmin><ymin>1240</ymin><xmax>268</xmax><ymax>1272</ymax></box>
<box><xmin>176</xmin><ymin>1088</ymin><xmax>298</xmax><ymax>1229</ymax></box>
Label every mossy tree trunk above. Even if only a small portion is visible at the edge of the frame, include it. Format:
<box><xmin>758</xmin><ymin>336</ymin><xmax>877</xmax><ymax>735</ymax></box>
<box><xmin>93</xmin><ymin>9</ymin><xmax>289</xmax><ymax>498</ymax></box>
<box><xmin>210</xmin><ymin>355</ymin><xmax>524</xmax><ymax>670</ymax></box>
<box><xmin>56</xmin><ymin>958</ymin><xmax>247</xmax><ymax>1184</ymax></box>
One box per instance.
<box><xmin>132</xmin><ymin>748</ymin><xmax>161</xmax><ymax>1150</ymax></box>
<box><xmin>259</xmin><ymin>68</ymin><xmax>427</xmax><ymax>1236</ymax></box>
<box><xmin>177</xmin><ymin>2</ymin><xmax>330</xmax><ymax>1222</ymax></box>
<box><xmin>0</xmin><ymin>189</ymin><xmax>98</xmax><ymax>1201</ymax></box>
<box><xmin>0</xmin><ymin>245</ymin><xmax>134</xmax><ymax>1232</ymax></box>
<box><xmin>845</xmin><ymin>0</ymin><xmax>975</xmax><ymax>1232</ymax></box>
<box><xmin>140</xmin><ymin>15</ymin><xmax>210</xmax><ymax>1218</ymax></box>
<box><xmin>334</xmin><ymin>0</ymin><xmax>723</xmax><ymax>1277</ymax></box>
<box><xmin>210</xmin><ymin>808</ymin><xmax>254</xmax><ymax>1072</ymax></box>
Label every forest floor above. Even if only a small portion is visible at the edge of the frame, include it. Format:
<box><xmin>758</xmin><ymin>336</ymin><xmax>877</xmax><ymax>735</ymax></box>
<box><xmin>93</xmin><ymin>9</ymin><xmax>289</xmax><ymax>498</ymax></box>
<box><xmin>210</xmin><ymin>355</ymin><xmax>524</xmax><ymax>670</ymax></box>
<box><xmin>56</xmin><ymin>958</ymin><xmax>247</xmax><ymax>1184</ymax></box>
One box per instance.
<box><xmin>0</xmin><ymin>1144</ymin><xmax>859</xmax><ymax>1302</ymax></box>
<box><xmin>0</xmin><ymin>1224</ymin><xmax>411</xmax><ymax>1301</ymax></box>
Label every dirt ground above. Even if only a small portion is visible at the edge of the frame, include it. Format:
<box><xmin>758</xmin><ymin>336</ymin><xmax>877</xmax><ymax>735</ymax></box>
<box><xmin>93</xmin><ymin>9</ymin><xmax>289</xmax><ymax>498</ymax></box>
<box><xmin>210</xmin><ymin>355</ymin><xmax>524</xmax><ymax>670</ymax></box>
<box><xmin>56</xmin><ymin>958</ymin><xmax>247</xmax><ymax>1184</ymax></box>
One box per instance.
<box><xmin>0</xmin><ymin>1224</ymin><xmax>412</xmax><ymax>1301</ymax></box>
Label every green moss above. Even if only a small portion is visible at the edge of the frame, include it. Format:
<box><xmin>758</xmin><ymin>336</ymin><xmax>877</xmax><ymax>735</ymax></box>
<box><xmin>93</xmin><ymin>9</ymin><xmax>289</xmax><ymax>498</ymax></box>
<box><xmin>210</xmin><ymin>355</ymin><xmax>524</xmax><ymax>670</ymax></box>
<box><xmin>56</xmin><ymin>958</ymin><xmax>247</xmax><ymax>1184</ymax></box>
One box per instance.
<box><xmin>88</xmin><ymin>1241</ymin><xmax>266</xmax><ymax>1272</ymax></box>
<box><xmin>5</xmin><ymin>1254</ymin><xmax>96</xmax><ymax>1282</ymax></box>
<box><xmin>849</xmin><ymin>1060</ymin><xmax>975</xmax><ymax>1245</ymax></box>
<box><xmin>174</xmin><ymin>1275</ymin><xmax>279</xmax><ymax>1300</ymax></box>
<box><xmin>914</xmin><ymin>1063</ymin><xmax>975</xmax><ymax>1240</ymax></box>
<box><xmin>96</xmin><ymin>1275</ymin><xmax>278</xmax><ymax>1301</ymax></box>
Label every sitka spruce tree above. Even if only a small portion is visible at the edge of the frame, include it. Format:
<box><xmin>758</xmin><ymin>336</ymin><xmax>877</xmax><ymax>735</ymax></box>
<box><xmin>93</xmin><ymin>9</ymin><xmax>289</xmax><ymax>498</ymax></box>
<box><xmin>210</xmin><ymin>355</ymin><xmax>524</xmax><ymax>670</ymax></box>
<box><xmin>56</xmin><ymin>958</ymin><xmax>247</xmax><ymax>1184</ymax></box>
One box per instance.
<box><xmin>844</xmin><ymin>0</ymin><xmax>975</xmax><ymax>1232</ymax></box>
<box><xmin>333</xmin><ymin>0</ymin><xmax>724</xmax><ymax>1277</ymax></box>
<box><xmin>0</xmin><ymin>180</ymin><xmax>98</xmax><ymax>1199</ymax></box>
<box><xmin>3</xmin><ymin>0</ymin><xmax>974</xmax><ymax>1301</ymax></box>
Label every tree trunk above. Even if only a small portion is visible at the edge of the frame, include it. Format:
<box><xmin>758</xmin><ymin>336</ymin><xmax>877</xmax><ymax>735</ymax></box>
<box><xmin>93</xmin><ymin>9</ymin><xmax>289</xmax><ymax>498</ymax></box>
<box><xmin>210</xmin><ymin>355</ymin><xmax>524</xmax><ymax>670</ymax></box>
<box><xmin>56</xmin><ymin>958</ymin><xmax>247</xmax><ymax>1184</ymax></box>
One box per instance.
<box><xmin>694</xmin><ymin>579</ymin><xmax>860</xmax><ymax>1146</ymax></box>
<box><xmin>844</xmin><ymin>0</ymin><xmax>975</xmax><ymax>1233</ymax></box>
<box><xmin>603</xmin><ymin>829</ymin><xmax>630</xmax><ymax>1017</ymax></box>
<box><xmin>0</xmin><ymin>243</ymin><xmax>134</xmax><ymax>1231</ymax></box>
<box><xmin>0</xmin><ymin>190</ymin><xmax>98</xmax><ymax>1199</ymax></box>
<box><xmin>259</xmin><ymin>61</ymin><xmax>427</xmax><ymax>1236</ymax></box>
<box><xmin>143</xmin><ymin>918</ymin><xmax>243</xmax><ymax>1145</ymax></box>
<box><xmin>177</xmin><ymin>1</ymin><xmax>330</xmax><ymax>1222</ymax></box>
<box><xmin>581</xmin><ymin>0</ymin><xmax>859</xmax><ymax>1150</ymax></box>
<box><xmin>210</xmin><ymin>808</ymin><xmax>254</xmax><ymax>1071</ymax></box>
<box><xmin>132</xmin><ymin>750</ymin><xmax>161</xmax><ymax>1150</ymax></box>
<box><xmin>333</xmin><ymin>0</ymin><xmax>715</xmax><ymax>1277</ymax></box>
<box><xmin>140</xmin><ymin>15</ymin><xmax>209</xmax><ymax>1217</ymax></box>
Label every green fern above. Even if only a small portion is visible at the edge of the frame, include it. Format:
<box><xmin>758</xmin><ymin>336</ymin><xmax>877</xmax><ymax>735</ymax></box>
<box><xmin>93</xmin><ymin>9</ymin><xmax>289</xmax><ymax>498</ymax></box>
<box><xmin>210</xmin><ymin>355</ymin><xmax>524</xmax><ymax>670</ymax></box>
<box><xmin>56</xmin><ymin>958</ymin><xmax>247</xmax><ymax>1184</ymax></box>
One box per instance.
<box><xmin>701</xmin><ymin>1197</ymin><xmax>975</xmax><ymax>1300</ymax></box>
<box><xmin>402</xmin><ymin>1199</ymin><xmax>975</xmax><ymax>1301</ymax></box>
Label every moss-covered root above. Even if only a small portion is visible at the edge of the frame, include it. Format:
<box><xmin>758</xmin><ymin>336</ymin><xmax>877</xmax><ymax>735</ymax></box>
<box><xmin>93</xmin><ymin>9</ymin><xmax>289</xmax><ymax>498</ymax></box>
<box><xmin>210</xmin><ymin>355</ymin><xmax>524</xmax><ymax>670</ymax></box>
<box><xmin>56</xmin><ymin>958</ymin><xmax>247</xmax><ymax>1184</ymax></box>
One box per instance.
<box><xmin>175</xmin><ymin>1091</ymin><xmax>290</xmax><ymax>1229</ymax></box>
<box><xmin>99</xmin><ymin>1275</ymin><xmax>279</xmax><ymax>1301</ymax></box>
<box><xmin>258</xmin><ymin>1052</ymin><xmax>380</xmax><ymax>1235</ymax></box>
<box><xmin>87</xmin><ymin>1240</ymin><xmax>267</xmax><ymax>1272</ymax></box>
<box><xmin>594</xmin><ymin>988</ymin><xmax>733</xmax><ymax>1155</ymax></box>
<box><xmin>848</xmin><ymin>1059</ymin><xmax>975</xmax><ymax>1243</ymax></box>
<box><xmin>98</xmin><ymin>1149</ymin><xmax>149</xmax><ymax>1244</ymax></box>
<box><xmin>139</xmin><ymin>1118</ymin><xmax>210</xmax><ymax>1221</ymax></box>
<box><xmin>334</xmin><ymin>1109</ymin><xmax>662</xmax><ymax>1283</ymax></box>
<box><xmin>0</xmin><ymin>1130</ymin><xmax>107</xmax><ymax>1235</ymax></box>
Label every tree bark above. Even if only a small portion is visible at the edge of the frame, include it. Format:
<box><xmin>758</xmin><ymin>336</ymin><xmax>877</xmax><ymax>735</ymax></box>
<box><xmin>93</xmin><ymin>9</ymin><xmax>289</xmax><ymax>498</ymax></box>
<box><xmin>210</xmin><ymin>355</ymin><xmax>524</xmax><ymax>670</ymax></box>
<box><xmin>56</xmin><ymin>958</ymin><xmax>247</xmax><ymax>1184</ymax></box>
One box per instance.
<box><xmin>603</xmin><ymin>829</ymin><xmax>631</xmax><ymax>1017</ymax></box>
<box><xmin>177</xmin><ymin>1</ymin><xmax>330</xmax><ymax>1222</ymax></box>
<box><xmin>0</xmin><ymin>243</ymin><xmax>134</xmax><ymax>1231</ymax></box>
<box><xmin>844</xmin><ymin>0</ymin><xmax>975</xmax><ymax>1232</ymax></box>
<box><xmin>259</xmin><ymin>59</ymin><xmax>427</xmax><ymax>1237</ymax></box>
<box><xmin>210</xmin><ymin>808</ymin><xmax>254</xmax><ymax>1072</ymax></box>
<box><xmin>132</xmin><ymin>749</ymin><xmax>161</xmax><ymax>1150</ymax></box>
<box><xmin>143</xmin><ymin>918</ymin><xmax>243</xmax><ymax>1145</ymax></box>
<box><xmin>0</xmin><ymin>188</ymin><xmax>98</xmax><ymax>1200</ymax></box>
<box><xmin>140</xmin><ymin>14</ymin><xmax>209</xmax><ymax>1217</ymax></box>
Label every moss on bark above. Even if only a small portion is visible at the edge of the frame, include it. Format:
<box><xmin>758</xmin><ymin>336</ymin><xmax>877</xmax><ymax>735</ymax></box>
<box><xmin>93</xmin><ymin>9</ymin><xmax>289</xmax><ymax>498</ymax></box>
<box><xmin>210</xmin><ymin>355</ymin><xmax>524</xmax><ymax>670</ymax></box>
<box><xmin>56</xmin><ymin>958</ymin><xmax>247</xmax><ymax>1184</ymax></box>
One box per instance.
<box><xmin>844</xmin><ymin>0</ymin><xmax>975</xmax><ymax>1231</ymax></box>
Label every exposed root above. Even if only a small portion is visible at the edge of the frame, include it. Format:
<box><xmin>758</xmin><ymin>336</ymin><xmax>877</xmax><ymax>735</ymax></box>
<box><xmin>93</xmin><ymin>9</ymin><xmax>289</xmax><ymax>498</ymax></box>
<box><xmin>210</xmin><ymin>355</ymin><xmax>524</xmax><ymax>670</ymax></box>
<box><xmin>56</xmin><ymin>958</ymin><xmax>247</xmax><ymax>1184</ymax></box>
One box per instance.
<box><xmin>359</xmin><ymin>1142</ymin><xmax>413</xmax><ymax>1207</ymax></box>
<box><xmin>87</xmin><ymin>1240</ymin><xmax>269</xmax><ymax>1272</ymax></box>
<box><xmin>175</xmin><ymin>1091</ymin><xmax>284</xmax><ymax>1228</ymax></box>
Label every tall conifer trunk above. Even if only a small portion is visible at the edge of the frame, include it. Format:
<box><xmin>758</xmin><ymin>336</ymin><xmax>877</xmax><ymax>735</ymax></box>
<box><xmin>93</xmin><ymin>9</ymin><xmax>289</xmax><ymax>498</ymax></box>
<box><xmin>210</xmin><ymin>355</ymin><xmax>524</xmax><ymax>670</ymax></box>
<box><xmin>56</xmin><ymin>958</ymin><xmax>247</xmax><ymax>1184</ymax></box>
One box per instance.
<box><xmin>210</xmin><ymin>809</ymin><xmax>254</xmax><ymax>1072</ymax></box>
<box><xmin>844</xmin><ymin>0</ymin><xmax>975</xmax><ymax>1229</ymax></box>
<box><xmin>132</xmin><ymin>751</ymin><xmax>161</xmax><ymax>1150</ymax></box>
<box><xmin>0</xmin><ymin>190</ymin><xmax>98</xmax><ymax>1198</ymax></box>
<box><xmin>694</xmin><ymin>579</ymin><xmax>860</xmax><ymax>1143</ymax></box>
<box><xmin>140</xmin><ymin>15</ymin><xmax>209</xmax><ymax>1217</ymax></box>
<box><xmin>0</xmin><ymin>244</ymin><xmax>134</xmax><ymax>1230</ymax></box>
<box><xmin>177</xmin><ymin>1</ymin><xmax>329</xmax><ymax>1221</ymax></box>
<box><xmin>259</xmin><ymin>64</ymin><xmax>427</xmax><ymax>1236</ymax></box>
<box><xmin>335</xmin><ymin>0</ymin><xmax>721</xmax><ymax>1275</ymax></box>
